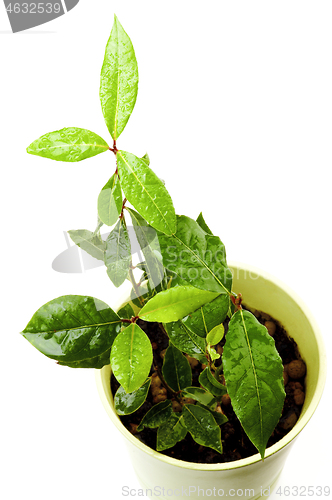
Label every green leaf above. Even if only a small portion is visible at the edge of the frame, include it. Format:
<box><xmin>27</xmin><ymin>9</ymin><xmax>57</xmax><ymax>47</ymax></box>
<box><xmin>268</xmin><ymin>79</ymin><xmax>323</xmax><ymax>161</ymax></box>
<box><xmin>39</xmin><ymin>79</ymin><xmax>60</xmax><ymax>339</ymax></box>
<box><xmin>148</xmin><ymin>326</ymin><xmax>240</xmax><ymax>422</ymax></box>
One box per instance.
<box><xmin>199</xmin><ymin>367</ymin><xmax>227</xmax><ymax>398</ymax></box>
<box><xmin>27</xmin><ymin>128</ymin><xmax>109</xmax><ymax>162</ymax></box>
<box><xmin>157</xmin><ymin>215</ymin><xmax>232</xmax><ymax>294</ymax></box>
<box><xmin>223</xmin><ymin>309</ymin><xmax>286</xmax><ymax>459</ymax></box>
<box><xmin>182</xmin><ymin>294</ymin><xmax>230</xmax><ymax>338</ymax></box>
<box><xmin>164</xmin><ymin>321</ymin><xmax>206</xmax><ymax>363</ymax></box>
<box><xmin>182</xmin><ymin>387</ymin><xmax>216</xmax><ymax>407</ymax></box>
<box><xmin>137</xmin><ymin>400</ymin><xmax>173</xmax><ymax>431</ymax></box>
<box><xmin>110</xmin><ymin>323</ymin><xmax>153</xmax><ymax>393</ymax></box>
<box><xmin>58</xmin><ymin>348</ymin><xmax>112</xmax><ymax>369</ymax></box>
<box><xmin>68</xmin><ymin>229</ymin><xmax>105</xmax><ymax>262</ymax></box>
<box><xmin>207</xmin><ymin>344</ymin><xmax>220</xmax><ymax>361</ymax></box>
<box><xmin>114</xmin><ymin>378</ymin><xmax>151</xmax><ymax>415</ymax></box>
<box><xmin>21</xmin><ymin>296</ymin><xmax>121</xmax><ymax>362</ymax></box>
<box><xmin>206</xmin><ymin>324</ymin><xmax>225</xmax><ymax>346</ymax></box>
<box><xmin>141</xmin><ymin>153</ymin><xmax>150</xmax><ymax>166</ymax></box>
<box><xmin>196</xmin><ymin>212</ymin><xmax>213</xmax><ymax>235</ymax></box>
<box><xmin>138</xmin><ymin>286</ymin><xmax>219</xmax><ymax>323</ymax></box>
<box><xmin>182</xmin><ymin>404</ymin><xmax>223</xmax><ymax>454</ymax></box>
<box><xmin>97</xmin><ymin>174</ymin><xmax>122</xmax><ymax>227</ymax></box>
<box><xmin>156</xmin><ymin>413</ymin><xmax>187</xmax><ymax>451</ymax></box>
<box><xmin>104</xmin><ymin>219</ymin><xmax>131</xmax><ymax>287</ymax></box>
<box><xmin>117</xmin><ymin>302</ymin><xmax>135</xmax><ymax>320</ymax></box>
<box><xmin>100</xmin><ymin>16</ymin><xmax>138</xmax><ymax>140</ymax></box>
<box><xmin>162</xmin><ymin>343</ymin><xmax>192</xmax><ymax>392</ymax></box>
<box><xmin>196</xmin><ymin>403</ymin><xmax>228</xmax><ymax>426</ymax></box>
<box><xmin>127</xmin><ymin>208</ymin><xmax>165</xmax><ymax>289</ymax></box>
<box><xmin>117</xmin><ymin>150</ymin><xmax>176</xmax><ymax>235</ymax></box>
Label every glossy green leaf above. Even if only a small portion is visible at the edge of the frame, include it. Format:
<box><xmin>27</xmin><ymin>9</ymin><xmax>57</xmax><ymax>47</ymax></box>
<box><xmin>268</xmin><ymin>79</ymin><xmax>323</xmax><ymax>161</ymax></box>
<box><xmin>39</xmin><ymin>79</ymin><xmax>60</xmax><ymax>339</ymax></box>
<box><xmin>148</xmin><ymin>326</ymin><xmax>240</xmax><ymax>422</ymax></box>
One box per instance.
<box><xmin>182</xmin><ymin>294</ymin><xmax>230</xmax><ymax>338</ymax></box>
<box><xmin>223</xmin><ymin>310</ymin><xmax>285</xmax><ymax>459</ymax></box>
<box><xmin>68</xmin><ymin>229</ymin><xmax>105</xmax><ymax>261</ymax></box>
<box><xmin>182</xmin><ymin>404</ymin><xmax>223</xmax><ymax>454</ymax></box>
<box><xmin>27</xmin><ymin>128</ymin><xmax>109</xmax><ymax>162</ymax></box>
<box><xmin>127</xmin><ymin>208</ymin><xmax>165</xmax><ymax>289</ymax></box>
<box><xmin>110</xmin><ymin>323</ymin><xmax>153</xmax><ymax>393</ymax></box>
<box><xmin>156</xmin><ymin>413</ymin><xmax>187</xmax><ymax>451</ymax></box>
<box><xmin>196</xmin><ymin>212</ymin><xmax>213</xmax><ymax>235</ymax></box>
<box><xmin>104</xmin><ymin>219</ymin><xmax>131</xmax><ymax>287</ymax></box>
<box><xmin>97</xmin><ymin>174</ymin><xmax>122</xmax><ymax>227</ymax></box>
<box><xmin>164</xmin><ymin>321</ymin><xmax>206</xmax><ymax>363</ymax></box>
<box><xmin>100</xmin><ymin>16</ymin><xmax>138</xmax><ymax>140</ymax></box>
<box><xmin>117</xmin><ymin>150</ymin><xmax>176</xmax><ymax>235</ymax></box>
<box><xmin>114</xmin><ymin>378</ymin><xmax>151</xmax><ymax>415</ymax></box>
<box><xmin>21</xmin><ymin>296</ymin><xmax>121</xmax><ymax>362</ymax></box>
<box><xmin>138</xmin><ymin>286</ymin><xmax>219</xmax><ymax>323</ymax></box>
<box><xmin>117</xmin><ymin>302</ymin><xmax>135</xmax><ymax>320</ymax></box>
<box><xmin>162</xmin><ymin>343</ymin><xmax>192</xmax><ymax>392</ymax></box>
<box><xmin>207</xmin><ymin>344</ymin><xmax>220</xmax><ymax>361</ymax></box>
<box><xmin>137</xmin><ymin>400</ymin><xmax>173</xmax><ymax>431</ymax></box>
<box><xmin>58</xmin><ymin>348</ymin><xmax>111</xmax><ymax>369</ymax></box>
<box><xmin>199</xmin><ymin>367</ymin><xmax>227</xmax><ymax>398</ymax></box>
<box><xmin>182</xmin><ymin>387</ymin><xmax>216</xmax><ymax>407</ymax></box>
<box><xmin>196</xmin><ymin>403</ymin><xmax>228</xmax><ymax>426</ymax></box>
<box><xmin>157</xmin><ymin>215</ymin><xmax>232</xmax><ymax>294</ymax></box>
<box><xmin>206</xmin><ymin>324</ymin><xmax>225</xmax><ymax>346</ymax></box>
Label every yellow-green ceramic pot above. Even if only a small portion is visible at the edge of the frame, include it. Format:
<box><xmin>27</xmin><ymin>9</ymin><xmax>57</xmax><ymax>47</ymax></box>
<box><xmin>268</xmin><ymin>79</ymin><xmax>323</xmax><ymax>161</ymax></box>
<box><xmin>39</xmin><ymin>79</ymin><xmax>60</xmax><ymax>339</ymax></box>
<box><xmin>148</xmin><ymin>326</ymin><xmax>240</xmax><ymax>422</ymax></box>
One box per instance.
<box><xmin>95</xmin><ymin>262</ymin><xmax>326</xmax><ymax>499</ymax></box>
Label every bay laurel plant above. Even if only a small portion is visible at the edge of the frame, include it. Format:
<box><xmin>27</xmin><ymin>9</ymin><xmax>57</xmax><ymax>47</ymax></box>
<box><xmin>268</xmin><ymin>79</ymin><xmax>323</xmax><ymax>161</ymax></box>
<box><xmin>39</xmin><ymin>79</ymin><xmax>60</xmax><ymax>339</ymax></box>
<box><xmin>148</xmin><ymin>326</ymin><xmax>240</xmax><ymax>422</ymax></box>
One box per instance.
<box><xmin>22</xmin><ymin>16</ymin><xmax>286</xmax><ymax>460</ymax></box>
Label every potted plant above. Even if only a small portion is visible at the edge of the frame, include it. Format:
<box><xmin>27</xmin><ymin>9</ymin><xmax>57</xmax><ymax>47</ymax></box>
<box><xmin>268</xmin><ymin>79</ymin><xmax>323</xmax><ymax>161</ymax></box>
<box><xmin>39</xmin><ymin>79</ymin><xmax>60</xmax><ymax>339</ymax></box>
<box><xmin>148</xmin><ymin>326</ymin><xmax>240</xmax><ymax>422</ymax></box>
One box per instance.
<box><xmin>22</xmin><ymin>16</ymin><xmax>326</xmax><ymax>498</ymax></box>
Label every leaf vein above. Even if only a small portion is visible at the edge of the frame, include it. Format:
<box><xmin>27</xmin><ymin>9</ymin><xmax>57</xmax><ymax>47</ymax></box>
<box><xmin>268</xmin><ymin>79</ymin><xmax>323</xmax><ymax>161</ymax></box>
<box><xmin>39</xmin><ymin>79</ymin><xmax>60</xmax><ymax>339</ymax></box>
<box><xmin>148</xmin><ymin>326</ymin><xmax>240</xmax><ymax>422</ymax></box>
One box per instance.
<box><xmin>77</xmin><ymin>303</ymin><xmax>97</xmax><ymax>324</ymax></box>
<box><xmin>113</xmin><ymin>25</ymin><xmax>120</xmax><ymax>139</ymax></box>
<box><xmin>33</xmin><ymin>320</ymin><xmax>121</xmax><ymax>336</ymax></box>
<box><xmin>240</xmin><ymin>309</ymin><xmax>263</xmax><ymax>446</ymax></box>
<box><xmin>257</xmin><ymin>376</ymin><xmax>281</xmax><ymax>404</ymax></box>
<box><xmin>71</xmin><ymin>326</ymin><xmax>100</xmax><ymax>357</ymax></box>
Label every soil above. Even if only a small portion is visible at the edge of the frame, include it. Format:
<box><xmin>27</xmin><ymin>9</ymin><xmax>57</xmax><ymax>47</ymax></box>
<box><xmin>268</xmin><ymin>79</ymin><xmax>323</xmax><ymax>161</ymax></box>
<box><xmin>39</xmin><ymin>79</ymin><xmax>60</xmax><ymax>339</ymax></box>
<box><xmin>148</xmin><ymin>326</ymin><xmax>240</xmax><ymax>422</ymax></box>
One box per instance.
<box><xmin>110</xmin><ymin>305</ymin><xmax>307</xmax><ymax>464</ymax></box>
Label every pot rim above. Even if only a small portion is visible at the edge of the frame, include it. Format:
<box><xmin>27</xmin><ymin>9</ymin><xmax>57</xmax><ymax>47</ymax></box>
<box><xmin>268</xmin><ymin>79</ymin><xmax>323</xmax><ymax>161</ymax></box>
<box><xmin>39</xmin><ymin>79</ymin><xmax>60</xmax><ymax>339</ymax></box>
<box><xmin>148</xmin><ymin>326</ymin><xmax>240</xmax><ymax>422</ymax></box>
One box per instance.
<box><xmin>95</xmin><ymin>261</ymin><xmax>327</xmax><ymax>471</ymax></box>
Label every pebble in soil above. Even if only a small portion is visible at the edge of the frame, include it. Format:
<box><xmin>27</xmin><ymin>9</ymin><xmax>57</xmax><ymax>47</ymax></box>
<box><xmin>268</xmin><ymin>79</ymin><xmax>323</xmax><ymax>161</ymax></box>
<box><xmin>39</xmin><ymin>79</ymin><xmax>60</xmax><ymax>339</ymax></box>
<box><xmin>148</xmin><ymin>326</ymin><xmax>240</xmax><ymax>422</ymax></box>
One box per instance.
<box><xmin>110</xmin><ymin>308</ymin><xmax>306</xmax><ymax>464</ymax></box>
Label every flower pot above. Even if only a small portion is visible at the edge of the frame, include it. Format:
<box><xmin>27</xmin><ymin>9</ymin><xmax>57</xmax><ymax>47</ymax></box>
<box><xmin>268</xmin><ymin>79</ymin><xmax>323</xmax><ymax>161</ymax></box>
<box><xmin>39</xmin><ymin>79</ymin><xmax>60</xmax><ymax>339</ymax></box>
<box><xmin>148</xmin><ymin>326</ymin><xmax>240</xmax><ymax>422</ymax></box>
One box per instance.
<box><xmin>95</xmin><ymin>262</ymin><xmax>326</xmax><ymax>499</ymax></box>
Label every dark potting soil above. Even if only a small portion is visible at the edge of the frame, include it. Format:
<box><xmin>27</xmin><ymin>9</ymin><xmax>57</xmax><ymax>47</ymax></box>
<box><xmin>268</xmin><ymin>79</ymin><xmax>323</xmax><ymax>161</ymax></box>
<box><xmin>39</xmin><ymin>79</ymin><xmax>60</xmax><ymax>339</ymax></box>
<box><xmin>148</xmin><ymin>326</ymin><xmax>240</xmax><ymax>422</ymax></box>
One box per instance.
<box><xmin>110</xmin><ymin>306</ymin><xmax>306</xmax><ymax>464</ymax></box>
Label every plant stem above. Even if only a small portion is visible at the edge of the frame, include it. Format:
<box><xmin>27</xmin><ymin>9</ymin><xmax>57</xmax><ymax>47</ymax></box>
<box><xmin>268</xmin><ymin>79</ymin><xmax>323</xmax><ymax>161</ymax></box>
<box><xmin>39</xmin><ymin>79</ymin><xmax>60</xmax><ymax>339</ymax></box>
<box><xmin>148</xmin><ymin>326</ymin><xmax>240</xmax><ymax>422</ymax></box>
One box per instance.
<box><xmin>109</xmin><ymin>139</ymin><xmax>118</xmax><ymax>155</ymax></box>
<box><xmin>120</xmin><ymin>211</ymin><xmax>145</xmax><ymax>306</ymax></box>
<box><xmin>214</xmin><ymin>363</ymin><xmax>223</xmax><ymax>382</ymax></box>
<box><xmin>128</xmin><ymin>265</ymin><xmax>144</xmax><ymax>306</ymax></box>
<box><xmin>230</xmin><ymin>293</ymin><xmax>243</xmax><ymax>310</ymax></box>
<box><xmin>119</xmin><ymin>198</ymin><xmax>127</xmax><ymax>219</ymax></box>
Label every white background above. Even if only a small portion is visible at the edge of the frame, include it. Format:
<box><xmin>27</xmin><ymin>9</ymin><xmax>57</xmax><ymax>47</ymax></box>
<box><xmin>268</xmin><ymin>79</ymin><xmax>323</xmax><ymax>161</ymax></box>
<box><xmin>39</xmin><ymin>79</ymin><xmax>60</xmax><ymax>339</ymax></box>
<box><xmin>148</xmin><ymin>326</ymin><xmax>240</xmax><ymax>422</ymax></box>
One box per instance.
<box><xmin>1</xmin><ymin>1</ymin><xmax>331</xmax><ymax>499</ymax></box>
